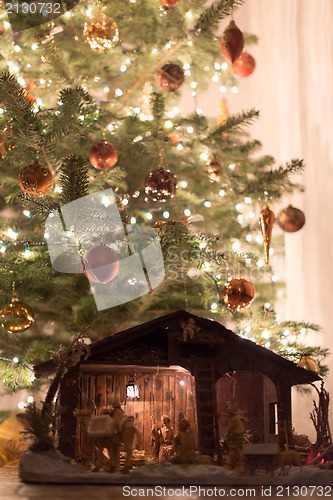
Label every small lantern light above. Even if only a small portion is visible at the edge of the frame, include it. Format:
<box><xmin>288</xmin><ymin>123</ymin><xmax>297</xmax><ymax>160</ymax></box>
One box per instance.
<box><xmin>126</xmin><ymin>374</ymin><xmax>139</xmax><ymax>399</ymax></box>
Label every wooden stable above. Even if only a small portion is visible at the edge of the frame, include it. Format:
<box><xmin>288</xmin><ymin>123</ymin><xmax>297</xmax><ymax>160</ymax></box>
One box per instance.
<box><xmin>34</xmin><ymin>310</ymin><xmax>320</xmax><ymax>461</ymax></box>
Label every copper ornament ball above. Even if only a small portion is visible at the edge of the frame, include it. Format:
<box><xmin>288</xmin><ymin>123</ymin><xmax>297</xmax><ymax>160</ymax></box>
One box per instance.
<box><xmin>277</xmin><ymin>205</ymin><xmax>305</xmax><ymax>232</ymax></box>
<box><xmin>232</xmin><ymin>52</ymin><xmax>256</xmax><ymax>77</ymax></box>
<box><xmin>206</xmin><ymin>156</ymin><xmax>222</xmax><ymax>182</ymax></box>
<box><xmin>221</xmin><ymin>20</ymin><xmax>244</xmax><ymax>63</ymax></box>
<box><xmin>220</xmin><ymin>278</ymin><xmax>255</xmax><ymax>311</ymax></box>
<box><xmin>0</xmin><ymin>300</ymin><xmax>35</xmax><ymax>333</ymax></box>
<box><xmin>82</xmin><ymin>245</ymin><xmax>120</xmax><ymax>284</ymax></box>
<box><xmin>18</xmin><ymin>160</ymin><xmax>54</xmax><ymax>196</ymax></box>
<box><xmin>83</xmin><ymin>15</ymin><xmax>119</xmax><ymax>52</ymax></box>
<box><xmin>89</xmin><ymin>141</ymin><xmax>118</xmax><ymax>170</ymax></box>
<box><xmin>157</xmin><ymin>63</ymin><xmax>185</xmax><ymax>91</ymax></box>
<box><xmin>145</xmin><ymin>167</ymin><xmax>177</xmax><ymax>202</ymax></box>
<box><xmin>160</xmin><ymin>0</ymin><xmax>180</xmax><ymax>5</ymax></box>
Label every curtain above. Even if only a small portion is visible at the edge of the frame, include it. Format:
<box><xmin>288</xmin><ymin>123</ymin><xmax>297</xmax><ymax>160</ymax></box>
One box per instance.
<box><xmin>227</xmin><ymin>0</ymin><xmax>333</xmax><ymax>439</ymax></box>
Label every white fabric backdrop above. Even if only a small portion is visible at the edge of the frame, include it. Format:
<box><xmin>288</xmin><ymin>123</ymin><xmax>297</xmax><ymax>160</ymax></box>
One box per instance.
<box><xmin>227</xmin><ymin>0</ymin><xmax>333</xmax><ymax>439</ymax></box>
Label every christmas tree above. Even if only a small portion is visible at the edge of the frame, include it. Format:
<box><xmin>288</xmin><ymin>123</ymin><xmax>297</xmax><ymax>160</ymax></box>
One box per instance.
<box><xmin>0</xmin><ymin>0</ymin><xmax>328</xmax><ymax>393</ymax></box>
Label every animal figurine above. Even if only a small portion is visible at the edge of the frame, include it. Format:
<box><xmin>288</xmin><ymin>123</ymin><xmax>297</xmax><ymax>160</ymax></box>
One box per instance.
<box><xmin>279</xmin><ymin>448</ymin><xmax>302</xmax><ymax>475</ymax></box>
<box><xmin>88</xmin><ymin>407</ymin><xmax>141</xmax><ymax>473</ymax></box>
<box><xmin>180</xmin><ymin>318</ymin><xmax>200</xmax><ymax>341</ymax></box>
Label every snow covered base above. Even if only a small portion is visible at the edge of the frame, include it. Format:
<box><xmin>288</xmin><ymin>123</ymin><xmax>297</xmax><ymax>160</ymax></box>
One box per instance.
<box><xmin>19</xmin><ymin>452</ymin><xmax>333</xmax><ymax>485</ymax></box>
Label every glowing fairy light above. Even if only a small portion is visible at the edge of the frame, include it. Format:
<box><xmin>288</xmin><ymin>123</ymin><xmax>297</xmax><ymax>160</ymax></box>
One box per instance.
<box><xmin>184</xmin><ymin>208</ymin><xmax>191</xmax><ymax>217</ymax></box>
<box><xmin>146</xmin><ymin>212</ymin><xmax>153</xmax><ymax>220</ymax></box>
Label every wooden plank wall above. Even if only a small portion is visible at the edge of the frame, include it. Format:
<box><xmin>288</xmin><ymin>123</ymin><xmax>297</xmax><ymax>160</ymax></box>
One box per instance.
<box><xmin>77</xmin><ymin>369</ymin><xmax>198</xmax><ymax>457</ymax></box>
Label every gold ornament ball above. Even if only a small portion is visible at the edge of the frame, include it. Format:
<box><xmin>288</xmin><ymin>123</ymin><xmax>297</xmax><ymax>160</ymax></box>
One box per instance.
<box><xmin>220</xmin><ymin>278</ymin><xmax>255</xmax><ymax>311</ymax></box>
<box><xmin>0</xmin><ymin>300</ymin><xmax>35</xmax><ymax>333</ymax></box>
<box><xmin>83</xmin><ymin>15</ymin><xmax>119</xmax><ymax>52</ymax></box>
<box><xmin>277</xmin><ymin>205</ymin><xmax>305</xmax><ymax>232</ymax></box>
<box><xmin>298</xmin><ymin>356</ymin><xmax>320</xmax><ymax>374</ymax></box>
<box><xmin>207</xmin><ymin>156</ymin><xmax>222</xmax><ymax>182</ymax></box>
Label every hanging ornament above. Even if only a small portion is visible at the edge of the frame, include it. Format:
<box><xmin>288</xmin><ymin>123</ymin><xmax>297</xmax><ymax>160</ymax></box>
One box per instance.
<box><xmin>157</xmin><ymin>63</ymin><xmax>185</xmax><ymax>91</ymax></box>
<box><xmin>0</xmin><ymin>284</ymin><xmax>34</xmax><ymax>333</ymax></box>
<box><xmin>145</xmin><ymin>167</ymin><xmax>177</xmax><ymax>201</ymax></box>
<box><xmin>277</xmin><ymin>205</ymin><xmax>305</xmax><ymax>233</ymax></box>
<box><xmin>259</xmin><ymin>206</ymin><xmax>275</xmax><ymax>265</ymax></box>
<box><xmin>82</xmin><ymin>245</ymin><xmax>120</xmax><ymax>284</ymax></box>
<box><xmin>160</xmin><ymin>0</ymin><xmax>180</xmax><ymax>5</ymax></box>
<box><xmin>18</xmin><ymin>159</ymin><xmax>54</xmax><ymax>196</ymax></box>
<box><xmin>232</xmin><ymin>52</ymin><xmax>256</xmax><ymax>77</ymax></box>
<box><xmin>89</xmin><ymin>141</ymin><xmax>118</xmax><ymax>170</ymax></box>
<box><xmin>217</xmin><ymin>98</ymin><xmax>229</xmax><ymax>126</ymax></box>
<box><xmin>221</xmin><ymin>20</ymin><xmax>244</xmax><ymax>63</ymax></box>
<box><xmin>206</xmin><ymin>156</ymin><xmax>222</xmax><ymax>182</ymax></box>
<box><xmin>298</xmin><ymin>356</ymin><xmax>320</xmax><ymax>374</ymax></box>
<box><xmin>0</xmin><ymin>123</ymin><xmax>14</xmax><ymax>159</ymax></box>
<box><xmin>83</xmin><ymin>14</ymin><xmax>119</xmax><ymax>52</ymax></box>
<box><xmin>220</xmin><ymin>278</ymin><xmax>255</xmax><ymax>311</ymax></box>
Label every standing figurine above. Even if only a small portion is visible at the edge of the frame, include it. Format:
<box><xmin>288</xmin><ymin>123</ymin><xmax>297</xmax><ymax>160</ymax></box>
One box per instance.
<box><xmin>74</xmin><ymin>399</ymin><xmax>96</xmax><ymax>466</ymax></box>
<box><xmin>223</xmin><ymin>401</ymin><xmax>247</xmax><ymax>472</ymax></box>
<box><xmin>150</xmin><ymin>415</ymin><xmax>160</xmax><ymax>462</ymax></box>
<box><xmin>158</xmin><ymin>415</ymin><xmax>174</xmax><ymax>462</ymax></box>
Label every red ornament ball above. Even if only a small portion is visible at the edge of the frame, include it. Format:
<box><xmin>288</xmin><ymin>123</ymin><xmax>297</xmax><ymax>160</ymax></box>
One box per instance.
<box><xmin>221</xmin><ymin>20</ymin><xmax>244</xmax><ymax>63</ymax></box>
<box><xmin>157</xmin><ymin>63</ymin><xmax>185</xmax><ymax>91</ymax></box>
<box><xmin>220</xmin><ymin>278</ymin><xmax>255</xmax><ymax>311</ymax></box>
<box><xmin>232</xmin><ymin>52</ymin><xmax>256</xmax><ymax>77</ymax></box>
<box><xmin>89</xmin><ymin>141</ymin><xmax>118</xmax><ymax>170</ymax></box>
<box><xmin>18</xmin><ymin>159</ymin><xmax>54</xmax><ymax>196</ymax></box>
<box><xmin>82</xmin><ymin>245</ymin><xmax>120</xmax><ymax>284</ymax></box>
<box><xmin>145</xmin><ymin>167</ymin><xmax>177</xmax><ymax>202</ymax></box>
<box><xmin>277</xmin><ymin>205</ymin><xmax>306</xmax><ymax>232</ymax></box>
<box><xmin>160</xmin><ymin>0</ymin><xmax>180</xmax><ymax>5</ymax></box>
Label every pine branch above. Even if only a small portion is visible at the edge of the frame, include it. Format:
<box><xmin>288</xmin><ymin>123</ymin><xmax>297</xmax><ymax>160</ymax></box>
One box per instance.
<box><xmin>44</xmin><ymin>87</ymin><xmax>97</xmax><ymax>145</ymax></box>
<box><xmin>193</xmin><ymin>0</ymin><xmax>245</xmax><ymax>35</ymax></box>
<box><xmin>18</xmin><ymin>193</ymin><xmax>59</xmax><ymax>219</ymax></box>
<box><xmin>0</xmin><ymin>71</ymin><xmax>44</xmax><ymax>149</ymax></box>
<box><xmin>207</xmin><ymin>109</ymin><xmax>260</xmax><ymax>141</ymax></box>
<box><xmin>59</xmin><ymin>155</ymin><xmax>89</xmax><ymax>204</ymax></box>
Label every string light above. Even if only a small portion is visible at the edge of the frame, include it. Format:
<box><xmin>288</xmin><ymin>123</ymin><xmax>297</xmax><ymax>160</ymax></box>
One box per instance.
<box><xmin>184</xmin><ymin>208</ymin><xmax>191</xmax><ymax>217</ymax></box>
<box><xmin>146</xmin><ymin>212</ymin><xmax>153</xmax><ymax>220</ymax></box>
<box><xmin>163</xmin><ymin>210</ymin><xmax>170</xmax><ymax>219</ymax></box>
